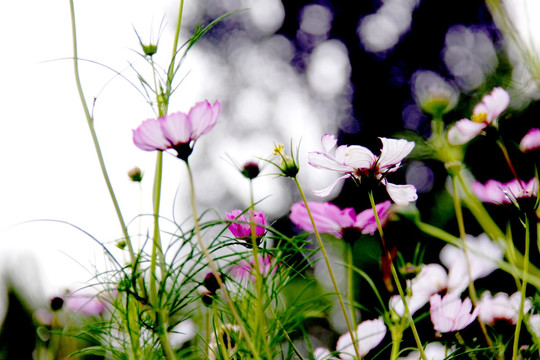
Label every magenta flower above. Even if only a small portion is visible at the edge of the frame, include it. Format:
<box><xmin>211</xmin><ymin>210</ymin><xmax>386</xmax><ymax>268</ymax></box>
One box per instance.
<box><xmin>430</xmin><ymin>293</ymin><xmax>480</xmax><ymax>333</ymax></box>
<box><xmin>229</xmin><ymin>254</ymin><xmax>277</xmax><ymax>283</ymax></box>
<box><xmin>132</xmin><ymin>100</ymin><xmax>221</xmax><ymax>160</ymax></box>
<box><xmin>65</xmin><ymin>293</ymin><xmax>106</xmax><ymax>316</ymax></box>
<box><xmin>289</xmin><ymin>201</ymin><xmax>392</xmax><ymax>238</ymax></box>
<box><xmin>478</xmin><ymin>291</ymin><xmax>531</xmax><ymax>325</ymax></box>
<box><xmin>520</xmin><ymin>128</ymin><xmax>540</xmax><ymax>152</ymax></box>
<box><xmin>225</xmin><ymin>209</ymin><xmax>267</xmax><ymax>242</ymax></box>
<box><xmin>472</xmin><ymin>178</ymin><xmax>538</xmax><ymax>204</ymax></box>
<box><xmin>336</xmin><ymin>317</ymin><xmax>386</xmax><ymax>360</ymax></box>
<box><xmin>447</xmin><ymin>87</ymin><xmax>510</xmax><ymax>145</ymax></box>
<box><xmin>308</xmin><ymin>134</ymin><xmax>417</xmax><ymax>205</ymax></box>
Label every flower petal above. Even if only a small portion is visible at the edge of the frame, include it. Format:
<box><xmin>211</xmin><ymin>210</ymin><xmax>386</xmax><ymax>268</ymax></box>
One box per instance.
<box><xmin>377</xmin><ymin>138</ymin><xmax>415</xmax><ymax>171</ymax></box>
<box><xmin>481</xmin><ymin>87</ymin><xmax>510</xmax><ymax>123</ymax></box>
<box><xmin>384</xmin><ymin>182</ymin><xmax>418</xmax><ymax>205</ymax></box>
<box><xmin>344</xmin><ymin>145</ymin><xmax>376</xmax><ymax>169</ymax></box>
<box><xmin>520</xmin><ymin>128</ymin><xmax>540</xmax><ymax>152</ymax></box>
<box><xmin>308</xmin><ymin>151</ymin><xmax>354</xmax><ymax>172</ymax></box>
<box><xmin>188</xmin><ymin>100</ymin><xmax>221</xmax><ymax>139</ymax></box>
<box><xmin>447</xmin><ymin>118</ymin><xmax>486</xmax><ymax>145</ymax></box>
<box><xmin>132</xmin><ymin>118</ymin><xmax>171</xmax><ymax>151</ymax></box>
<box><xmin>321</xmin><ymin>134</ymin><xmax>338</xmax><ymax>154</ymax></box>
<box><xmin>311</xmin><ymin>174</ymin><xmax>351</xmax><ymax>197</ymax></box>
<box><xmin>160</xmin><ymin>111</ymin><xmax>191</xmax><ymax>145</ymax></box>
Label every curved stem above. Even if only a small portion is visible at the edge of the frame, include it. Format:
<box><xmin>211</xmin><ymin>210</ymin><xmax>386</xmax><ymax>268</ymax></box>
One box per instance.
<box><xmin>293</xmin><ymin>177</ymin><xmax>361</xmax><ymax>360</ymax></box>
<box><xmin>512</xmin><ymin>216</ymin><xmax>530</xmax><ymax>360</ymax></box>
<box><xmin>368</xmin><ymin>192</ymin><xmax>427</xmax><ymax>360</ymax></box>
<box><xmin>185</xmin><ymin>161</ymin><xmax>261</xmax><ymax>359</ymax></box>
<box><xmin>450</xmin><ymin>174</ymin><xmax>494</xmax><ymax>350</ymax></box>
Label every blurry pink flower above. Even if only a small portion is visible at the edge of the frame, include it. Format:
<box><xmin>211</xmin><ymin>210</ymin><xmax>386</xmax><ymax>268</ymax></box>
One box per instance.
<box><xmin>520</xmin><ymin>128</ymin><xmax>540</xmax><ymax>152</ymax></box>
<box><xmin>133</xmin><ymin>100</ymin><xmax>221</xmax><ymax>160</ymax></box>
<box><xmin>65</xmin><ymin>293</ymin><xmax>106</xmax><ymax>316</ymax></box>
<box><xmin>336</xmin><ymin>317</ymin><xmax>386</xmax><ymax>360</ymax></box>
<box><xmin>225</xmin><ymin>209</ymin><xmax>267</xmax><ymax>240</ymax></box>
<box><xmin>308</xmin><ymin>134</ymin><xmax>417</xmax><ymax>205</ymax></box>
<box><xmin>478</xmin><ymin>291</ymin><xmax>531</xmax><ymax>325</ymax></box>
<box><xmin>229</xmin><ymin>254</ymin><xmax>277</xmax><ymax>283</ymax></box>
<box><xmin>289</xmin><ymin>200</ymin><xmax>392</xmax><ymax>238</ymax></box>
<box><xmin>448</xmin><ymin>87</ymin><xmax>510</xmax><ymax>145</ymax></box>
<box><xmin>472</xmin><ymin>178</ymin><xmax>538</xmax><ymax>204</ymax></box>
<box><xmin>440</xmin><ymin>233</ymin><xmax>503</xmax><ymax>295</ymax></box>
<box><xmin>430</xmin><ymin>293</ymin><xmax>479</xmax><ymax>333</ymax></box>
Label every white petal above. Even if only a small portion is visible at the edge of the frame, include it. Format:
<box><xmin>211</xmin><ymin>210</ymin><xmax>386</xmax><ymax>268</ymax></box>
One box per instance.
<box><xmin>385</xmin><ymin>182</ymin><xmax>418</xmax><ymax>205</ymax></box>
<box><xmin>308</xmin><ymin>152</ymin><xmax>354</xmax><ymax>172</ymax></box>
<box><xmin>321</xmin><ymin>134</ymin><xmax>338</xmax><ymax>154</ymax></box>
<box><xmin>311</xmin><ymin>174</ymin><xmax>351</xmax><ymax>197</ymax></box>
<box><xmin>482</xmin><ymin>87</ymin><xmax>510</xmax><ymax>122</ymax></box>
<box><xmin>344</xmin><ymin>145</ymin><xmax>376</xmax><ymax>169</ymax></box>
<box><xmin>377</xmin><ymin>138</ymin><xmax>415</xmax><ymax>170</ymax></box>
<box><xmin>447</xmin><ymin>119</ymin><xmax>486</xmax><ymax>145</ymax></box>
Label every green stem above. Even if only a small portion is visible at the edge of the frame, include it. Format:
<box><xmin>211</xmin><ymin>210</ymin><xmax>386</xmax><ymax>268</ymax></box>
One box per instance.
<box><xmin>185</xmin><ymin>161</ymin><xmax>261</xmax><ymax>360</ymax></box>
<box><xmin>368</xmin><ymin>191</ymin><xmax>427</xmax><ymax>360</ymax></box>
<box><xmin>347</xmin><ymin>244</ymin><xmax>358</xmax><ymax>331</ymax></box>
<box><xmin>69</xmin><ymin>0</ymin><xmax>137</xmax><ymax>271</ymax></box>
<box><xmin>512</xmin><ymin>217</ymin><xmax>530</xmax><ymax>360</ymax></box>
<box><xmin>293</xmin><ymin>177</ymin><xmax>361</xmax><ymax>360</ymax></box>
<box><xmin>450</xmin><ymin>174</ymin><xmax>494</xmax><ymax>349</ymax></box>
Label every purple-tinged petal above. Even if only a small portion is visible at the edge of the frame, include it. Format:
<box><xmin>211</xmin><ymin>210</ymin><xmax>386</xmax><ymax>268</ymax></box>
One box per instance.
<box><xmin>160</xmin><ymin>111</ymin><xmax>191</xmax><ymax>145</ymax></box>
<box><xmin>321</xmin><ymin>134</ymin><xmax>338</xmax><ymax>154</ymax></box>
<box><xmin>312</xmin><ymin>174</ymin><xmax>351</xmax><ymax>197</ymax></box>
<box><xmin>377</xmin><ymin>138</ymin><xmax>415</xmax><ymax>171</ymax></box>
<box><xmin>289</xmin><ymin>202</ymin><xmax>346</xmax><ymax>237</ymax></box>
<box><xmin>355</xmin><ymin>200</ymin><xmax>392</xmax><ymax>235</ymax></box>
<box><xmin>384</xmin><ymin>182</ymin><xmax>418</xmax><ymax>205</ymax></box>
<box><xmin>481</xmin><ymin>87</ymin><xmax>510</xmax><ymax>123</ymax></box>
<box><xmin>520</xmin><ymin>128</ymin><xmax>540</xmax><ymax>152</ymax></box>
<box><xmin>336</xmin><ymin>317</ymin><xmax>386</xmax><ymax>360</ymax></box>
<box><xmin>343</xmin><ymin>145</ymin><xmax>376</xmax><ymax>170</ymax></box>
<box><xmin>471</xmin><ymin>179</ymin><xmax>506</xmax><ymax>204</ymax></box>
<box><xmin>447</xmin><ymin>118</ymin><xmax>486</xmax><ymax>145</ymax></box>
<box><xmin>188</xmin><ymin>100</ymin><xmax>221</xmax><ymax>139</ymax></box>
<box><xmin>308</xmin><ymin>151</ymin><xmax>354</xmax><ymax>172</ymax></box>
<box><xmin>132</xmin><ymin>118</ymin><xmax>171</xmax><ymax>151</ymax></box>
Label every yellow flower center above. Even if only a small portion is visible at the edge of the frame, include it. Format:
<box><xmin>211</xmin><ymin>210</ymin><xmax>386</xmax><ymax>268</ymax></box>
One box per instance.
<box><xmin>273</xmin><ymin>143</ymin><xmax>284</xmax><ymax>156</ymax></box>
<box><xmin>472</xmin><ymin>112</ymin><xmax>487</xmax><ymax>123</ymax></box>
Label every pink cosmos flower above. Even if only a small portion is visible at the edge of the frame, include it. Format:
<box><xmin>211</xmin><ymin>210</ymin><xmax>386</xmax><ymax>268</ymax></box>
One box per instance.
<box><xmin>520</xmin><ymin>128</ymin><xmax>540</xmax><ymax>152</ymax></box>
<box><xmin>65</xmin><ymin>293</ymin><xmax>106</xmax><ymax>316</ymax></box>
<box><xmin>336</xmin><ymin>317</ymin><xmax>386</xmax><ymax>360</ymax></box>
<box><xmin>430</xmin><ymin>293</ymin><xmax>480</xmax><ymax>333</ymax></box>
<box><xmin>472</xmin><ymin>178</ymin><xmax>538</xmax><ymax>204</ymax></box>
<box><xmin>308</xmin><ymin>134</ymin><xmax>418</xmax><ymax>205</ymax></box>
<box><xmin>288</xmin><ymin>200</ymin><xmax>392</xmax><ymax>238</ymax></box>
<box><xmin>478</xmin><ymin>291</ymin><xmax>531</xmax><ymax>325</ymax></box>
<box><xmin>133</xmin><ymin>100</ymin><xmax>221</xmax><ymax>160</ymax></box>
<box><xmin>225</xmin><ymin>209</ymin><xmax>267</xmax><ymax>241</ymax></box>
<box><xmin>229</xmin><ymin>254</ymin><xmax>277</xmax><ymax>283</ymax></box>
<box><xmin>447</xmin><ymin>87</ymin><xmax>510</xmax><ymax>145</ymax></box>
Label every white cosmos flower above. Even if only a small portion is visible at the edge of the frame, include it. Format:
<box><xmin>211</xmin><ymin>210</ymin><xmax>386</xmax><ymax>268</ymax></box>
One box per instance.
<box><xmin>336</xmin><ymin>317</ymin><xmax>386</xmax><ymax>360</ymax></box>
<box><xmin>308</xmin><ymin>134</ymin><xmax>418</xmax><ymax>205</ymax></box>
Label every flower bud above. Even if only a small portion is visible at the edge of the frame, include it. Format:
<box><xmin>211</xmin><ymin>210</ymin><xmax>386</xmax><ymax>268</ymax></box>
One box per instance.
<box><xmin>241</xmin><ymin>162</ymin><xmax>260</xmax><ymax>179</ymax></box>
<box><xmin>412</xmin><ymin>70</ymin><xmax>458</xmax><ymax>117</ymax></box>
<box><xmin>128</xmin><ymin>167</ymin><xmax>143</xmax><ymax>182</ymax></box>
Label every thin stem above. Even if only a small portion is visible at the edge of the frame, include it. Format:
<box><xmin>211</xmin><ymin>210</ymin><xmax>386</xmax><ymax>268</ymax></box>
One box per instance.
<box><xmin>496</xmin><ymin>138</ymin><xmax>524</xmax><ymax>189</ymax></box>
<box><xmin>512</xmin><ymin>216</ymin><xmax>530</xmax><ymax>360</ymax></box>
<box><xmin>293</xmin><ymin>177</ymin><xmax>361</xmax><ymax>360</ymax></box>
<box><xmin>368</xmin><ymin>192</ymin><xmax>427</xmax><ymax>360</ymax></box>
<box><xmin>450</xmin><ymin>174</ymin><xmax>494</xmax><ymax>350</ymax></box>
<box><xmin>69</xmin><ymin>0</ymin><xmax>137</xmax><ymax>269</ymax></box>
<box><xmin>185</xmin><ymin>161</ymin><xmax>261</xmax><ymax>359</ymax></box>
<box><xmin>347</xmin><ymin>244</ymin><xmax>359</xmax><ymax>331</ymax></box>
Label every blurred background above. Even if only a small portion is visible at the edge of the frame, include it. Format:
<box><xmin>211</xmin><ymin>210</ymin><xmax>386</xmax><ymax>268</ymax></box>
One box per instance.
<box><xmin>1</xmin><ymin>0</ymin><xmax>540</xmax><ymax>357</ymax></box>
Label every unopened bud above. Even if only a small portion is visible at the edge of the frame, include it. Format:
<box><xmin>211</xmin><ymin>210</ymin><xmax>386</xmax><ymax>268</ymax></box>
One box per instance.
<box><xmin>241</xmin><ymin>162</ymin><xmax>260</xmax><ymax>179</ymax></box>
<box><xmin>128</xmin><ymin>167</ymin><xmax>143</xmax><ymax>182</ymax></box>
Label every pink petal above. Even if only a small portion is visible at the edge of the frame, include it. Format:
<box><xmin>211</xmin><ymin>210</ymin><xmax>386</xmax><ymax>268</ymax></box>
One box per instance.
<box><xmin>132</xmin><ymin>117</ymin><xmax>171</xmax><ymax>151</ymax></box>
<box><xmin>355</xmin><ymin>200</ymin><xmax>392</xmax><ymax>235</ymax></box>
<box><xmin>520</xmin><ymin>128</ymin><xmax>540</xmax><ymax>152</ymax></box>
<box><xmin>384</xmin><ymin>182</ymin><xmax>418</xmax><ymax>205</ymax></box>
<box><xmin>188</xmin><ymin>100</ymin><xmax>221</xmax><ymax>139</ymax></box>
<box><xmin>377</xmin><ymin>137</ymin><xmax>415</xmax><ymax>171</ymax></box>
<box><xmin>160</xmin><ymin>111</ymin><xmax>191</xmax><ymax>145</ymax></box>
<box><xmin>471</xmin><ymin>179</ymin><xmax>506</xmax><ymax>204</ymax></box>
<box><xmin>321</xmin><ymin>134</ymin><xmax>338</xmax><ymax>154</ymax></box>
<box><xmin>289</xmin><ymin>202</ymin><xmax>344</xmax><ymax>237</ymax></box>
<box><xmin>447</xmin><ymin>119</ymin><xmax>487</xmax><ymax>145</ymax></box>
<box><xmin>481</xmin><ymin>87</ymin><xmax>510</xmax><ymax>123</ymax></box>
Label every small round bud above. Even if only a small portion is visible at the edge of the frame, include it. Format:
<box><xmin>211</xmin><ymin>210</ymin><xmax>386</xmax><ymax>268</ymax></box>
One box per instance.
<box><xmin>412</xmin><ymin>70</ymin><xmax>458</xmax><ymax>117</ymax></box>
<box><xmin>142</xmin><ymin>44</ymin><xmax>158</xmax><ymax>57</ymax></box>
<box><xmin>128</xmin><ymin>167</ymin><xmax>143</xmax><ymax>182</ymax></box>
<box><xmin>241</xmin><ymin>162</ymin><xmax>260</xmax><ymax>179</ymax></box>
<box><xmin>116</xmin><ymin>240</ymin><xmax>126</xmax><ymax>250</ymax></box>
<box><xmin>50</xmin><ymin>297</ymin><xmax>64</xmax><ymax>312</ymax></box>
<box><xmin>203</xmin><ymin>272</ymin><xmax>222</xmax><ymax>294</ymax></box>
